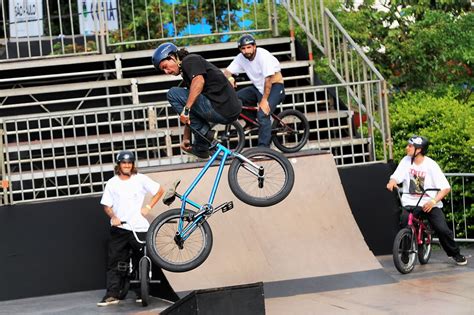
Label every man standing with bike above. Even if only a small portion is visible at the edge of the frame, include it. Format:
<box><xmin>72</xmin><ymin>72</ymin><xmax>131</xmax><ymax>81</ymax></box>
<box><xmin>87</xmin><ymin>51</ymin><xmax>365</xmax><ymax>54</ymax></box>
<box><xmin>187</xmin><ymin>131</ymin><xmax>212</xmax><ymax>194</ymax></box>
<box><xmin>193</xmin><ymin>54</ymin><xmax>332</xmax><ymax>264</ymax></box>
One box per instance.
<box><xmin>97</xmin><ymin>150</ymin><xmax>164</xmax><ymax>306</ymax></box>
<box><xmin>224</xmin><ymin>34</ymin><xmax>285</xmax><ymax>147</ymax></box>
<box><xmin>152</xmin><ymin>43</ymin><xmax>241</xmax><ymax>159</ymax></box>
<box><xmin>386</xmin><ymin>135</ymin><xmax>467</xmax><ymax>266</ymax></box>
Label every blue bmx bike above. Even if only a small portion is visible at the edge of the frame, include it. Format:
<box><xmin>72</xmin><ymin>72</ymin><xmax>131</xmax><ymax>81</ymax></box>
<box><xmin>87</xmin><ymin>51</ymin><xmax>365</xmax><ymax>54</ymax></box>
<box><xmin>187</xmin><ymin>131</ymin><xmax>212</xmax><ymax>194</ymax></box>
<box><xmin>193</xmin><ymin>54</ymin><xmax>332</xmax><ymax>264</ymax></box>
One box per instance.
<box><xmin>146</xmin><ymin>138</ymin><xmax>295</xmax><ymax>272</ymax></box>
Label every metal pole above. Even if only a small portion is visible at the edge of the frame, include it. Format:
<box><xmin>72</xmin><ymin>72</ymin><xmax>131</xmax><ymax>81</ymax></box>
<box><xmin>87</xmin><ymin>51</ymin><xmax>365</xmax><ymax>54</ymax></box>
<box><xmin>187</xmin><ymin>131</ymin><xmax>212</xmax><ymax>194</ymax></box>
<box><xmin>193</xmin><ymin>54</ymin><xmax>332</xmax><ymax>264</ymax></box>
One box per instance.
<box><xmin>99</xmin><ymin>0</ymin><xmax>107</xmax><ymax>54</ymax></box>
<box><xmin>0</xmin><ymin>125</ymin><xmax>9</xmax><ymax>205</ymax></box>
<box><xmin>271</xmin><ymin>0</ymin><xmax>279</xmax><ymax>36</ymax></box>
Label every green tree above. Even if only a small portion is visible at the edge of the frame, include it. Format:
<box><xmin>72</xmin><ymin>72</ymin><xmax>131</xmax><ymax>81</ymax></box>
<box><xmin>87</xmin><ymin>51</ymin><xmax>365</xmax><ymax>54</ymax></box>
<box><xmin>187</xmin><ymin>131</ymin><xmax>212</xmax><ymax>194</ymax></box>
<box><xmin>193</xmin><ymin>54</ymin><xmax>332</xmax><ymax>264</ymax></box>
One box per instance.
<box><xmin>334</xmin><ymin>1</ymin><xmax>474</xmax><ymax>93</ymax></box>
<box><xmin>389</xmin><ymin>90</ymin><xmax>473</xmax><ymax>172</ymax></box>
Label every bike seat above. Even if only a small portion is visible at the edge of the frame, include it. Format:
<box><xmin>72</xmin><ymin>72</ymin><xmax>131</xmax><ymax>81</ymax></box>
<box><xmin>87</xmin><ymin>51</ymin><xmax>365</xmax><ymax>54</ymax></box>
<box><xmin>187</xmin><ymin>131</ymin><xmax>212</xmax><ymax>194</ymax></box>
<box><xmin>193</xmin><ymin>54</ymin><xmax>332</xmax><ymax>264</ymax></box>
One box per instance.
<box><xmin>163</xmin><ymin>179</ymin><xmax>181</xmax><ymax>206</ymax></box>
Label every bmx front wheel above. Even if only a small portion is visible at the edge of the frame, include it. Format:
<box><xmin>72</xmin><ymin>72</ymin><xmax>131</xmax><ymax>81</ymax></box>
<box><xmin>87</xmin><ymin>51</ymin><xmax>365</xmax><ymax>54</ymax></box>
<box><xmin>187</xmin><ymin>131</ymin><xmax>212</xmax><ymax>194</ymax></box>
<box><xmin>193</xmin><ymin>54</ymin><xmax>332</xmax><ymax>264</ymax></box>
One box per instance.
<box><xmin>272</xmin><ymin>109</ymin><xmax>309</xmax><ymax>153</ymax></box>
<box><xmin>392</xmin><ymin>227</ymin><xmax>416</xmax><ymax>274</ymax></box>
<box><xmin>146</xmin><ymin>209</ymin><xmax>213</xmax><ymax>272</ymax></box>
<box><xmin>418</xmin><ymin>226</ymin><xmax>432</xmax><ymax>265</ymax></box>
<box><xmin>228</xmin><ymin>147</ymin><xmax>295</xmax><ymax>207</ymax></box>
<box><xmin>139</xmin><ymin>258</ymin><xmax>150</xmax><ymax>307</ymax></box>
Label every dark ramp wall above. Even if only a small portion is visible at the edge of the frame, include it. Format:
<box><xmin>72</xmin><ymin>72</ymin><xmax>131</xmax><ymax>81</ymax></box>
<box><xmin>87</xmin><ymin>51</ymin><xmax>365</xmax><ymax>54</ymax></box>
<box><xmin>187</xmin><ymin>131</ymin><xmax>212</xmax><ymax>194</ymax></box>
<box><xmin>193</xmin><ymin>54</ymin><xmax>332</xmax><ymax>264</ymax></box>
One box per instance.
<box><xmin>0</xmin><ymin>197</ymin><xmax>108</xmax><ymax>301</ymax></box>
<box><xmin>338</xmin><ymin>162</ymin><xmax>400</xmax><ymax>255</ymax></box>
<box><xmin>0</xmin><ymin>196</ymin><xmax>177</xmax><ymax>302</ymax></box>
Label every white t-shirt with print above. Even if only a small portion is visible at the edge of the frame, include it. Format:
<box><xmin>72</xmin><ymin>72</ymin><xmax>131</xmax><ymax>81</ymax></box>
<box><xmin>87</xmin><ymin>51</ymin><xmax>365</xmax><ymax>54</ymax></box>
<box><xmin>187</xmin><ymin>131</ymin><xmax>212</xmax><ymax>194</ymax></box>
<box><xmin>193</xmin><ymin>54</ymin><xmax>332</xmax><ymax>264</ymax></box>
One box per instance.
<box><xmin>100</xmin><ymin>173</ymin><xmax>160</xmax><ymax>232</ymax></box>
<box><xmin>390</xmin><ymin>156</ymin><xmax>450</xmax><ymax>208</ymax></box>
<box><xmin>227</xmin><ymin>47</ymin><xmax>281</xmax><ymax>94</ymax></box>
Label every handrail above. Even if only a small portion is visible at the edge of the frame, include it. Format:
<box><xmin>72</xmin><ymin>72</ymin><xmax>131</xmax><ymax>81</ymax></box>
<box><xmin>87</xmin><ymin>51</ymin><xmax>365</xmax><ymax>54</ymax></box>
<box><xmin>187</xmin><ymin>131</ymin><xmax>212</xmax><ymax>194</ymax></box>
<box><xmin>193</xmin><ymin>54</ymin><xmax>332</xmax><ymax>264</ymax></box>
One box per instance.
<box><xmin>324</xmin><ymin>9</ymin><xmax>384</xmax><ymax>81</ymax></box>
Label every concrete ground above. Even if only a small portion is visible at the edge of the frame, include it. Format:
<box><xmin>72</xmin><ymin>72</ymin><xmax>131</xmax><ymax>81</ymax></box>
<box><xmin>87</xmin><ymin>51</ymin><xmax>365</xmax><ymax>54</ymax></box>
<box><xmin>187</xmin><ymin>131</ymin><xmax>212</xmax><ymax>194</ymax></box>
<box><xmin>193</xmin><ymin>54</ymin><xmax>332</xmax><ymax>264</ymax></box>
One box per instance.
<box><xmin>1</xmin><ymin>244</ymin><xmax>473</xmax><ymax>314</ymax></box>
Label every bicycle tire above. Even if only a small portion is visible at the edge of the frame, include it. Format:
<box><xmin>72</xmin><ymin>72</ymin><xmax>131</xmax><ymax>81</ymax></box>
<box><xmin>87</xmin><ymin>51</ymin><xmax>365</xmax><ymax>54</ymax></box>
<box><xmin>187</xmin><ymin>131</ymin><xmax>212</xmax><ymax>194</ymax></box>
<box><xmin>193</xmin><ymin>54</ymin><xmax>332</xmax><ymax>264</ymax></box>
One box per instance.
<box><xmin>216</xmin><ymin>121</ymin><xmax>245</xmax><ymax>153</ymax></box>
<box><xmin>146</xmin><ymin>209</ymin><xmax>213</xmax><ymax>273</ymax></box>
<box><xmin>228</xmin><ymin>147</ymin><xmax>294</xmax><ymax>207</ymax></box>
<box><xmin>418</xmin><ymin>226</ymin><xmax>432</xmax><ymax>265</ymax></box>
<box><xmin>392</xmin><ymin>227</ymin><xmax>417</xmax><ymax>274</ymax></box>
<box><xmin>139</xmin><ymin>258</ymin><xmax>149</xmax><ymax>307</ymax></box>
<box><xmin>271</xmin><ymin>109</ymin><xmax>309</xmax><ymax>153</ymax></box>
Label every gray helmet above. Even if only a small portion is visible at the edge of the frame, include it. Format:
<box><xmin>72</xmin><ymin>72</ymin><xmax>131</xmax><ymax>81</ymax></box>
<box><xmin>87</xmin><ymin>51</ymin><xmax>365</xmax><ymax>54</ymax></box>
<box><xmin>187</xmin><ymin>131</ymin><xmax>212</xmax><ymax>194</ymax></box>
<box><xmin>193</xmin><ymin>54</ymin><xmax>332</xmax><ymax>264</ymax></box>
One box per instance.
<box><xmin>116</xmin><ymin>150</ymin><xmax>135</xmax><ymax>164</ymax></box>
<box><xmin>237</xmin><ymin>34</ymin><xmax>256</xmax><ymax>48</ymax></box>
<box><xmin>152</xmin><ymin>42</ymin><xmax>178</xmax><ymax>70</ymax></box>
<box><xmin>408</xmin><ymin>135</ymin><xmax>429</xmax><ymax>155</ymax></box>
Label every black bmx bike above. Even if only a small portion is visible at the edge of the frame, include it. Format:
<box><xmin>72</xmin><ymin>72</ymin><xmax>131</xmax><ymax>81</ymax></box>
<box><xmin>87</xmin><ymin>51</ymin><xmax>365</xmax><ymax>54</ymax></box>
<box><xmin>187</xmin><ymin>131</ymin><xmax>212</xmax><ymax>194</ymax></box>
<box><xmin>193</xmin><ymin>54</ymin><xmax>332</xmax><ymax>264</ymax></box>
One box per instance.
<box><xmin>118</xmin><ymin>222</ymin><xmax>159</xmax><ymax>306</ymax></box>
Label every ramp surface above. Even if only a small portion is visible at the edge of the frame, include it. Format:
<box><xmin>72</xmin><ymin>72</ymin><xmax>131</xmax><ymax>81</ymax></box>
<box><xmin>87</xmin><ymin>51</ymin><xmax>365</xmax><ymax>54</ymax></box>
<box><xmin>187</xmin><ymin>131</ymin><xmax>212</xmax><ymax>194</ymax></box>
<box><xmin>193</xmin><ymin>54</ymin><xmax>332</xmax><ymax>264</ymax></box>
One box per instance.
<box><xmin>145</xmin><ymin>153</ymin><xmax>385</xmax><ymax>297</ymax></box>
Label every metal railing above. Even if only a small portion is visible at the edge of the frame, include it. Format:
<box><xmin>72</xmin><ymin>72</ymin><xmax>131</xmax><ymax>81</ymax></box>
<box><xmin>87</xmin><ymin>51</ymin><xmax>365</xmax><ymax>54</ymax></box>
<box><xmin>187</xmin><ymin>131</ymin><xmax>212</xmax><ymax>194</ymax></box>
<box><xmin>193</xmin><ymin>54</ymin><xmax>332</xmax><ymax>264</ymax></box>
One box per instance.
<box><xmin>0</xmin><ymin>0</ymin><xmax>276</xmax><ymax>61</ymax></box>
<box><xmin>445</xmin><ymin>173</ymin><xmax>474</xmax><ymax>243</ymax></box>
<box><xmin>0</xmin><ymin>78</ymin><xmax>388</xmax><ymax>205</ymax></box>
<box><xmin>281</xmin><ymin>0</ymin><xmax>392</xmax><ymax>160</ymax></box>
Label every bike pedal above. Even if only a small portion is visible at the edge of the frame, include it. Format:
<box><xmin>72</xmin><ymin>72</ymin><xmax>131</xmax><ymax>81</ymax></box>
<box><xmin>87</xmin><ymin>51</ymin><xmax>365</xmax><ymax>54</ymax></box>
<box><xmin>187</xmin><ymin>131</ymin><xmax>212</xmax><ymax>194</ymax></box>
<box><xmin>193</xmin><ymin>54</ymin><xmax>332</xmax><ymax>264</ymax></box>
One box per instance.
<box><xmin>221</xmin><ymin>201</ymin><xmax>234</xmax><ymax>213</ymax></box>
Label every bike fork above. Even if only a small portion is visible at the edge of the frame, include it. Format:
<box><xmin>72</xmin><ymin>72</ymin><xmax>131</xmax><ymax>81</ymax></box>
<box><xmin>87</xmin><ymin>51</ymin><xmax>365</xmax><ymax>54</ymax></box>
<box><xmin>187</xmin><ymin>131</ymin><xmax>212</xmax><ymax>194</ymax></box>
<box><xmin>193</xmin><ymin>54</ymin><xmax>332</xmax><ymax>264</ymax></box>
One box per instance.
<box><xmin>235</xmin><ymin>153</ymin><xmax>266</xmax><ymax>187</ymax></box>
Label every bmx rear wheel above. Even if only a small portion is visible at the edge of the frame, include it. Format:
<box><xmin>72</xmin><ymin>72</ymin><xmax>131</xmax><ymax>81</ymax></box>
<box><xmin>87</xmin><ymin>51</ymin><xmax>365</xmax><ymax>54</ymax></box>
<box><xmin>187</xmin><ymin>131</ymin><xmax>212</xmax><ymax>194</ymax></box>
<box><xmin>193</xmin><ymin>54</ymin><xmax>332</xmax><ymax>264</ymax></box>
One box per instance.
<box><xmin>228</xmin><ymin>147</ymin><xmax>294</xmax><ymax>207</ymax></box>
<box><xmin>272</xmin><ymin>109</ymin><xmax>309</xmax><ymax>153</ymax></box>
<box><xmin>418</xmin><ymin>226</ymin><xmax>432</xmax><ymax>264</ymax></box>
<box><xmin>216</xmin><ymin>121</ymin><xmax>245</xmax><ymax>153</ymax></box>
<box><xmin>146</xmin><ymin>209</ymin><xmax>213</xmax><ymax>272</ymax></box>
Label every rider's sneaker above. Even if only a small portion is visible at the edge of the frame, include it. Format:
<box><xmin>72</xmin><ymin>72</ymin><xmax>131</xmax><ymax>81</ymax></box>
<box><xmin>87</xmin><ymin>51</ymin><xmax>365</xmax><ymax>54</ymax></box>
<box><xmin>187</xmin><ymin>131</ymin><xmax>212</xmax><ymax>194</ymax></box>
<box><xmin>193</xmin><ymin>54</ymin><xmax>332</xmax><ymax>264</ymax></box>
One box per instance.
<box><xmin>135</xmin><ymin>295</ymin><xmax>142</xmax><ymax>303</ymax></box>
<box><xmin>182</xmin><ymin>145</ymin><xmax>209</xmax><ymax>159</ymax></box>
<box><xmin>205</xmin><ymin>129</ymin><xmax>217</xmax><ymax>142</ymax></box>
<box><xmin>97</xmin><ymin>296</ymin><xmax>120</xmax><ymax>307</ymax></box>
<box><xmin>453</xmin><ymin>254</ymin><xmax>467</xmax><ymax>266</ymax></box>
<box><xmin>190</xmin><ymin>147</ymin><xmax>210</xmax><ymax>159</ymax></box>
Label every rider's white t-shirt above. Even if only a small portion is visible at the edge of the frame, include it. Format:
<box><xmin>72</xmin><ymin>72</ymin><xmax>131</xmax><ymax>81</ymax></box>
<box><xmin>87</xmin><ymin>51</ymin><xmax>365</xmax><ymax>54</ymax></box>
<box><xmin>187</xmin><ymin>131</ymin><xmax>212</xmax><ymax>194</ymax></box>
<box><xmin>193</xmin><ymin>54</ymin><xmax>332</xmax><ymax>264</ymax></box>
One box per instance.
<box><xmin>390</xmin><ymin>156</ymin><xmax>450</xmax><ymax>208</ymax></box>
<box><xmin>100</xmin><ymin>173</ymin><xmax>160</xmax><ymax>232</ymax></box>
<box><xmin>227</xmin><ymin>47</ymin><xmax>281</xmax><ymax>95</ymax></box>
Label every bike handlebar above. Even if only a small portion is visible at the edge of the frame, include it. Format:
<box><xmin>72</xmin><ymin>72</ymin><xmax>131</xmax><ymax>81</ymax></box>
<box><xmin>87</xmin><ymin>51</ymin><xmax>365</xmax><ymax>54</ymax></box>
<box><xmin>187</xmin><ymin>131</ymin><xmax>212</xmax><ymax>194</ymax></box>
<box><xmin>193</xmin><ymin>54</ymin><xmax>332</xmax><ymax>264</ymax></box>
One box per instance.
<box><xmin>395</xmin><ymin>187</ymin><xmax>441</xmax><ymax>208</ymax></box>
<box><xmin>120</xmin><ymin>221</ymin><xmax>146</xmax><ymax>245</ymax></box>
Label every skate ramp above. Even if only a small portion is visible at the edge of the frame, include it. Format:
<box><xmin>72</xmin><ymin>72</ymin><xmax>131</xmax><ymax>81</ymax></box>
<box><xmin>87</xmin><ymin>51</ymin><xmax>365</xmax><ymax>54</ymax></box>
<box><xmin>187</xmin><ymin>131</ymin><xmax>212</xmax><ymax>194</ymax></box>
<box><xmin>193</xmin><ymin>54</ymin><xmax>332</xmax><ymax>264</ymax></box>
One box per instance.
<box><xmin>146</xmin><ymin>152</ymin><xmax>389</xmax><ymax>297</ymax></box>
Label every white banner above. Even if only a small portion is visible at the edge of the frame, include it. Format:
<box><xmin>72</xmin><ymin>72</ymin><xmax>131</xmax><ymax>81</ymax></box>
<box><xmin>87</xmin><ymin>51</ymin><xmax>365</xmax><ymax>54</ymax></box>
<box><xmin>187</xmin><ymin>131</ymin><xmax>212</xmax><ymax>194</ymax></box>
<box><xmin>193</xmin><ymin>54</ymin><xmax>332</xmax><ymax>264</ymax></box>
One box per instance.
<box><xmin>78</xmin><ymin>0</ymin><xmax>119</xmax><ymax>35</ymax></box>
<box><xmin>9</xmin><ymin>0</ymin><xmax>44</xmax><ymax>37</ymax></box>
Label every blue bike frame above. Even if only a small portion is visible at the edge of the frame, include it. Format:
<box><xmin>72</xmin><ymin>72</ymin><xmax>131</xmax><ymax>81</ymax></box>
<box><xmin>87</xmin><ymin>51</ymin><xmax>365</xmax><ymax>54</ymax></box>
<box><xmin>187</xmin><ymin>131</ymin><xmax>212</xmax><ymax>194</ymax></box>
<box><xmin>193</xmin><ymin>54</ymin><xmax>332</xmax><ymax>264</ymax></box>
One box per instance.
<box><xmin>176</xmin><ymin>143</ymin><xmax>231</xmax><ymax>241</ymax></box>
<box><xmin>175</xmin><ymin>142</ymin><xmax>262</xmax><ymax>241</ymax></box>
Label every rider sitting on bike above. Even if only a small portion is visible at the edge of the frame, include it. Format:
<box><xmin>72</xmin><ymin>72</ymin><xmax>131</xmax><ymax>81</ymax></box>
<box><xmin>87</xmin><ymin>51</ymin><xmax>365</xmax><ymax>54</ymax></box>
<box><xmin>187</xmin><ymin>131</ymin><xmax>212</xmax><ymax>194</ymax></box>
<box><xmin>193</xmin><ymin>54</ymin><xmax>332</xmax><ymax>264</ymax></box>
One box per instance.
<box><xmin>386</xmin><ymin>135</ymin><xmax>467</xmax><ymax>266</ymax></box>
<box><xmin>223</xmin><ymin>34</ymin><xmax>285</xmax><ymax>147</ymax></box>
<box><xmin>152</xmin><ymin>43</ymin><xmax>242</xmax><ymax>159</ymax></box>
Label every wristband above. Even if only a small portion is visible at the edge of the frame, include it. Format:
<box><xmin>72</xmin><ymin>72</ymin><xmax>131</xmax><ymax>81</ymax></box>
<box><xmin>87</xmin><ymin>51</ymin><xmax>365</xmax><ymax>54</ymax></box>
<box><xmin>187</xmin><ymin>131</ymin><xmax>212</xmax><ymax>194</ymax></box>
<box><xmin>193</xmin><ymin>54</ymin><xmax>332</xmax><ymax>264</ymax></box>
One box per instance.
<box><xmin>182</xmin><ymin>106</ymin><xmax>190</xmax><ymax>116</ymax></box>
<box><xmin>228</xmin><ymin>76</ymin><xmax>235</xmax><ymax>84</ymax></box>
<box><xmin>431</xmin><ymin>199</ymin><xmax>437</xmax><ymax>205</ymax></box>
<box><xmin>145</xmin><ymin>204</ymin><xmax>152</xmax><ymax>210</ymax></box>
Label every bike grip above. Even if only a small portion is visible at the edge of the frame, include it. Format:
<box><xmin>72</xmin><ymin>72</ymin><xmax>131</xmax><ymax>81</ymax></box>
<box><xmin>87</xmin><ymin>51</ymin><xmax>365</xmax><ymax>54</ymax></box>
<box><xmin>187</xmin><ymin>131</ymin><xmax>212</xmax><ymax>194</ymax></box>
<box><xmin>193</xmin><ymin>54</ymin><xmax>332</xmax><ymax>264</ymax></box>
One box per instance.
<box><xmin>120</xmin><ymin>221</ymin><xmax>127</xmax><ymax>224</ymax></box>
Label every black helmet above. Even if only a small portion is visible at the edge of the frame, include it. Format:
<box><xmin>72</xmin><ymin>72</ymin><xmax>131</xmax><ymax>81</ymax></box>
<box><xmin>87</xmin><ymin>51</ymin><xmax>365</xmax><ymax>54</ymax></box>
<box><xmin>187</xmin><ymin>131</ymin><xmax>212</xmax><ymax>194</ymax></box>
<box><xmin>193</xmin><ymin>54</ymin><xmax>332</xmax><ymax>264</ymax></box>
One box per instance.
<box><xmin>408</xmin><ymin>135</ymin><xmax>429</xmax><ymax>155</ymax></box>
<box><xmin>237</xmin><ymin>34</ymin><xmax>256</xmax><ymax>48</ymax></box>
<box><xmin>116</xmin><ymin>150</ymin><xmax>135</xmax><ymax>164</ymax></box>
<box><xmin>152</xmin><ymin>43</ymin><xmax>178</xmax><ymax>70</ymax></box>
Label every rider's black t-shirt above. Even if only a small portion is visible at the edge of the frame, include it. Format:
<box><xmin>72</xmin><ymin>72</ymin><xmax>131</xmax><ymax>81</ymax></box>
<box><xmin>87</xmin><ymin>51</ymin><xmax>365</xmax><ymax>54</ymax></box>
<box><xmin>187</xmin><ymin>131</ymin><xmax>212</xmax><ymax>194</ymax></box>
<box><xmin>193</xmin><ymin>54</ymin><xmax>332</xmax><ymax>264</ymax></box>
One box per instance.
<box><xmin>181</xmin><ymin>54</ymin><xmax>241</xmax><ymax>119</ymax></box>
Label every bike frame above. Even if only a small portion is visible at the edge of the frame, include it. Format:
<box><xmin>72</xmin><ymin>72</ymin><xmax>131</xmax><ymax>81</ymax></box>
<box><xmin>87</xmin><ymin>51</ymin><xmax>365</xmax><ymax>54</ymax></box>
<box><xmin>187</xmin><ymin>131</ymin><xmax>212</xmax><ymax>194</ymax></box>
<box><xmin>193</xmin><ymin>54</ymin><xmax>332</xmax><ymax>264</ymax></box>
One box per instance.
<box><xmin>176</xmin><ymin>142</ymin><xmax>263</xmax><ymax>241</ymax></box>
<box><xmin>239</xmin><ymin>105</ymin><xmax>296</xmax><ymax>133</ymax></box>
<box><xmin>399</xmin><ymin>188</ymin><xmax>439</xmax><ymax>248</ymax></box>
<box><xmin>120</xmin><ymin>222</ymin><xmax>156</xmax><ymax>284</ymax></box>
<box><xmin>406</xmin><ymin>210</ymin><xmax>429</xmax><ymax>246</ymax></box>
